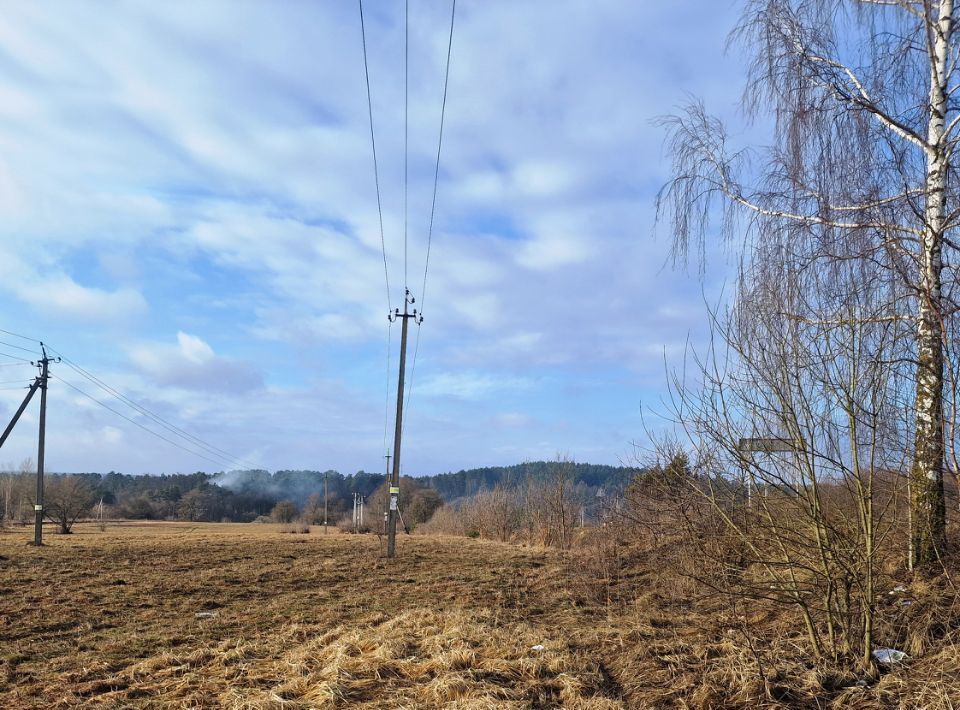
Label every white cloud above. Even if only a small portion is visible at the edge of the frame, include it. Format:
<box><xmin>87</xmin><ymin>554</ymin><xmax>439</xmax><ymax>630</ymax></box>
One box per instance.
<box><xmin>515</xmin><ymin>231</ymin><xmax>589</xmax><ymax>270</ymax></box>
<box><xmin>418</xmin><ymin>371</ymin><xmax>534</xmax><ymax>400</ymax></box>
<box><xmin>493</xmin><ymin>412</ymin><xmax>534</xmax><ymax>428</ymax></box>
<box><xmin>176</xmin><ymin>332</ymin><xmax>215</xmax><ymax>363</ymax></box>
<box><xmin>0</xmin><ymin>0</ymin><xmax>746</xmax><ymax>474</ymax></box>
<box><xmin>130</xmin><ymin>332</ymin><xmax>263</xmax><ymax>395</ymax></box>
<box><xmin>0</xmin><ymin>262</ymin><xmax>148</xmax><ymax>322</ymax></box>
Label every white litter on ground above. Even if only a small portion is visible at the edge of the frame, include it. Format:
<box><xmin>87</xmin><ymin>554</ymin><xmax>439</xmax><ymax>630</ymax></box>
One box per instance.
<box><xmin>872</xmin><ymin>648</ymin><xmax>908</xmax><ymax>665</ymax></box>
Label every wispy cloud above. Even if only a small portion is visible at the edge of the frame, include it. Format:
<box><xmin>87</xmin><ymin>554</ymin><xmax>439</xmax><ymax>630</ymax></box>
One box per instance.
<box><xmin>0</xmin><ymin>0</ymin><xmax>744</xmax><ymax>474</ymax></box>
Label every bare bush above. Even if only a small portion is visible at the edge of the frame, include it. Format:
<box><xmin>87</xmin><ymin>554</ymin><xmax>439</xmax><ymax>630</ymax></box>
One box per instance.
<box><xmin>417</xmin><ymin>504</ymin><xmax>468</xmax><ymax>537</ymax></box>
<box><xmin>637</xmin><ymin>237</ymin><xmax>915</xmax><ymax>672</ymax></box>
<box><xmin>271</xmin><ymin>500</ymin><xmax>299</xmax><ymax>524</ymax></box>
<box><xmin>421</xmin><ymin>457</ymin><xmax>591</xmax><ymax>549</ymax></box>
<box><xmin>279</xmin><ymin>520</ymin><xmax>311</xmax><ymax>534</ymax></box>
<box><xmin>337</xmin><ymin>516</ymin><xmax>370</xmax><ymax>534</ymax></box>
<box><xmin>43</xmin><ymin>475</ymin><xmax>97</xmax><ymax>534</ymax></box>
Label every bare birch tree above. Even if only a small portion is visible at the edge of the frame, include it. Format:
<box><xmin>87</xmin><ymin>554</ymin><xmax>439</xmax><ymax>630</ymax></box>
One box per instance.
<box><xmin>659</xmin><ymin>0</ymin><xmax>960</xmax><ymax>570</ymax></box>
<box><xmin>652</xmin><ymin>233</ymin><xmax>912</xmax><ymax>669</ymax></box>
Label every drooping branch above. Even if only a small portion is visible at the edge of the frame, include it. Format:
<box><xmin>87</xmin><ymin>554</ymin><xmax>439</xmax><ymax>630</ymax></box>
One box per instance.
<box><xmin>804</xmin><ymin>51</ymin><xmax>931</xmax><ymax>152</ymax></box>
<box><xmin>656</xmin><ymin>102</ymin><xmax>920</xmax><ymax>269</ymax></box>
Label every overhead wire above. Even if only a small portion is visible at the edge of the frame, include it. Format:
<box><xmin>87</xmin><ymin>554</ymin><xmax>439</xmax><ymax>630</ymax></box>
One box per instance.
<box><xmin>357</xmin><ymin>0</ymin><xmax>457</xmax><ymax>456</ymax></box>
<box><xmin>359</xmin><ymin>0</ymin><xmax>399</xmax><ymax>463</ymax></box>
<box><xmin>0</xmin><ymin>331</ymin><xmax>257</xmax><ymax>472</ymax></box>
<box><xmin>0</xmin><ymin>339</ymin><xmax>41</xmax><ymax>355</ymax></box>
<box><xmin>402</xmin><ymin>0</ymin><xmax>457</xmax><ymax>440</ymax></box>
<box><xmin>54</xmin><ymin>376</ymin><xmax>239</xmax><ymax>470</ymax></box>
<box><xmin>0</xmin><ymin>328</ymin><xmax>41</xmax><ymax>343</ymax></box>
<box><xmin>0</xmin><ymin>353</ymin><xmax>34</xmax><ymax>364</ymax></box>
<box><xmin>47</xmin><ymin>347</ymin><xmax>262</xmax><ymax>470</ymax></box>
<box><xmin>419</xmin><ymin>0</ymin><xmax>456</xmax><ymax>317</ymax></box>
<box><xmin>404</xmin><ymin>0</ymin><xmax>409</xmax><ymax>291</ymax></box>
<box><xmin>358</xmin><ymin>0</ymin><xmax>393</xmax><ymax>314</ymax></box>
<box><xmin>0</xmin><ymin>328</ymin><xmax>45</xmax><ymax>363</ymax></box>
<box><xmin>402</xmin><ymin>324</ymin><xmax>421</xmax><ymax>440</ymax></box>
<box><xmin>383</xmin><ymin>320</ymin><xmax>393</xmax><ymax>458</ymax></box>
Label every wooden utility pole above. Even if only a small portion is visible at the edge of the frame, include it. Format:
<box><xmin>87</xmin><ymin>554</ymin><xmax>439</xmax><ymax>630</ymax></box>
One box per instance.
<box><xmin>31</xmin><ymin>345</ymin><xmax>55</xmax><ymax>547</ymax></box>
<box><xmin>387</xmin><ymin>289</ymin><xmax>420</xmax><ymax>558</ymax></box>
<box><xmin>324</xmin><ymin>470</ymin><xmax>328</xmax><ymax>534</ymax></box>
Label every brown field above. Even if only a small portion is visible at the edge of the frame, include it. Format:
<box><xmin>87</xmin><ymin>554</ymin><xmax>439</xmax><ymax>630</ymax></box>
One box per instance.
<box><xmin>0</xmin><ymin>522</ymin><xmax>958</xmax><ymax>708</ymax></box>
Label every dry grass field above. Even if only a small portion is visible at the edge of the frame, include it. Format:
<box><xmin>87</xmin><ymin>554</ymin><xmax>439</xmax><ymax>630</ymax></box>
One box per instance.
<box><xmin>1</xmin><ymin>522</ymin><xmax>959</xmax><ymax>708</ymax></box>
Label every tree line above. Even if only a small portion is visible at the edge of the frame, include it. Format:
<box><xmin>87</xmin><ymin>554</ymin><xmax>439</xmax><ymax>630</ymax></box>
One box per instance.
<box><xmin>0</xmin><ymin>460</ymin><xmax>632</xmax><ymax>531</ymax></box>
<box><xmin>416</xmin><ymin>461</ymin><xmax>634</xmax><ymax>501</ymax></box>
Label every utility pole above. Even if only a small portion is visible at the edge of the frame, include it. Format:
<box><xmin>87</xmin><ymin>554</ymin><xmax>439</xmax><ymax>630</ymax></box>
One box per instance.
<box><xmin>31</xmin><ymin>344</ymin><xmax>56</xmax><ymax>547</ymax></box>
<box><xmin>387</xmin><ymin>289</ymin><xmax>420</xmax><ymax>558</ymax></box>
<box><xmin>324</xmin><ymin>470</ymin><xmax>328</xmax><ymax>534</ymax></box>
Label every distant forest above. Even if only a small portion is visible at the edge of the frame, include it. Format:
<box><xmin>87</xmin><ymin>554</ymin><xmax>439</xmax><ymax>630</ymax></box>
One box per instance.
<box><xmin>418</xmin><ymin>461</ymin><xmax>636</xmax><ymax>501</ymax></box>
<box><xmin>1</xmin><ymin>461</ymin><xmax>636</xmax><ymax>524</ymax></box>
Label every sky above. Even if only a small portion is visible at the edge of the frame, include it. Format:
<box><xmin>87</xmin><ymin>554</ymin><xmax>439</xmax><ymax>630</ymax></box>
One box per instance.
<box><xmin>0</xmin><ymin>1</ymin><xmax>751</xmax><ymax>476</ymax></box>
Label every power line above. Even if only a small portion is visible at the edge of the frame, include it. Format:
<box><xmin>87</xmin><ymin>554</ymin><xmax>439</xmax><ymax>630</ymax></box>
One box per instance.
<box><xmin>48</xmin><ymin>349</ymin><xmax>261</xmax><ymax>470</ymax></box>
<box><xmin>402</xmin><ymin>0</ymin><xmax>456</xmax><ymax>441</ymax></box>
<box><xmin>358</xmin><ymin>0</ymin><xmax>393</xmax><ymax>314</ymax></box>
<box><xmin>404</xmin><ymin>0</ymin><xmax>410</xmax><ymax>292</ymax></box>
<box><xmin>383</xmin><ymin>319</ymin><xmax>393</xmax><ymax>456</ymax></box>
<box><xmin>1</xmin><ymin>327</ymin><xmax>259</xmax><ymax>471</ymax></box>
<box><xmin>54</xmin><ymin>376</ymin><xmax>237</xmax><ymax>470</ymax></box>
<box><xmin>0</xmin><ymin>339</ymin><xmax>40</xmax><ymax>355</ymax></box>
<box><xmin>358</xmin><ymin>3</ymin><xmax>457</xmax><ymax>501</ymax></box>
<box><xmin>0</xmin><ymin>353</ymin><xmax>34</xmax><ymax>364</ymax></box>
<box><xmin>0</xmin><ymin>328</ymin><xmax>41</xmax><ymax>343</ymax></box>
<box><xmin>419</xmin><ymin>0</ymin><xmax>457</xmax><ymax>316</ymax></box>
<box><xmin>402</xmin><ymin>321</ymin><xmax>421</xmax><ymax>440</ymax></box>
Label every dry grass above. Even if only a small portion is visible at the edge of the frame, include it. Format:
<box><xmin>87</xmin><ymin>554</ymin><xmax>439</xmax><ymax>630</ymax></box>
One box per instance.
<box><xmin>1</xmin><ymin>522</ymin><xmax>959</xmax><ymax>708</ymax></box>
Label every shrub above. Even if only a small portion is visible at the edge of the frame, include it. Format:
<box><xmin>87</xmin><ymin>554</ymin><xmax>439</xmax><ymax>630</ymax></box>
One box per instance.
<box><xmin>271</xmin><ymin>500</ymin><xmax>299</xmax><ymax>523</ymax></box>
<box><xmin>280</xmin><ymin>520</ymin><xmax>311</xmax><ymax>534</ymax></box>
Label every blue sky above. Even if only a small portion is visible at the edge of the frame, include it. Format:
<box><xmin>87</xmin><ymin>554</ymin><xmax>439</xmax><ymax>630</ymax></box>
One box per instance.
<box><xmin>0</xmin><ymin>1</ymin><xmax>749</xmax><ymax>476</ymax></box>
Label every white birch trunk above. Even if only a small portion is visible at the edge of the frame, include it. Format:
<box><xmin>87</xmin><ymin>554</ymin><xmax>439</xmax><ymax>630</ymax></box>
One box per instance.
<box><xmin>912</xmin><ymin>0</ymin><xmax>952</xmax><ymax>567</ymax></box>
